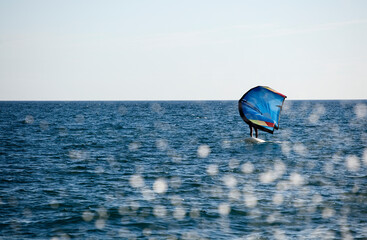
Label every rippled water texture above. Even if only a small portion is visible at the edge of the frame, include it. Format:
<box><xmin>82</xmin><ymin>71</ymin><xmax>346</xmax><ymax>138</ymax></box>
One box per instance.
<box><xmin>0</xmin><ymin>101</ymin><xmax>367</xmax><ymax>239</ymax></box>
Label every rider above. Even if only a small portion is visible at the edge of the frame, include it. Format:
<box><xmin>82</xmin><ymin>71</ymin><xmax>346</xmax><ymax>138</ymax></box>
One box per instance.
<box><xmin>249</xmin><ymin>124</ymin><xmax>258</xmax><ymax>138</ymax></box>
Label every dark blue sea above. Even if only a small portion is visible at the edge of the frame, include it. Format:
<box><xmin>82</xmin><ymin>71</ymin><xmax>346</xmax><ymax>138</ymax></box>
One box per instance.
<box><xmin>1</xmin><ymin>100</ymin><xmax>367</xmax><ymax>239</ymax></box>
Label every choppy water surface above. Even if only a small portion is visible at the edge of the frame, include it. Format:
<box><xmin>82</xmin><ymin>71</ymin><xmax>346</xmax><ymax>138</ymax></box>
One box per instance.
<box><xmin>0</xmin><ymin>100</ymin><xmax>367</xmax><ymax>239</ymax></box>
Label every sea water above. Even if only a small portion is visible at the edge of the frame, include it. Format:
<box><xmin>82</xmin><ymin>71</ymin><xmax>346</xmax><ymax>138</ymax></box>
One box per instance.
<box><xmin>0</xmin><ymin>100</ymin><xmax>366</xmax><ymax>239</ymax></box>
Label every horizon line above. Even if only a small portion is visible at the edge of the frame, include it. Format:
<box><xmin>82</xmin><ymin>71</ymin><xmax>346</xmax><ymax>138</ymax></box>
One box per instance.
<box><xmin>1</xmin><ymin>98</ymin><xmax>366</xmax><ymax>102</ymax></box>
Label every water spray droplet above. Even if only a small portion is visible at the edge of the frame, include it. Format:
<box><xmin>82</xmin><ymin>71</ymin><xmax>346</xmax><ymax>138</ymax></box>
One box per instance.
<box><xmin>197</xmin><ymin>144</ymin><xmax>211</xmax><ymax>158</ymax></box>
<box><xmin>218</xmin><ymin>203</ymin><xmax>231</xmax><ymax>216</ymax></box>
<box><xmin>346</xmin><ymin>155</ymin><xmax>360</xmax><ymax>171</ymax></box>
<box><xmin>129</xmin><ymin>174</ymin><xmax>145</xmax><ymax>188</ymax></box>
<box><xmin>206</xmin><ymin>164</ymin><xmax>218</xmax><ymax>176</ymax></box>
<box><xmin>153</xmin><ymin>178</ymin><xmax>167</xmax><ymax>194</ymax></box>
<box><xmin>241</xmin><ymin>162</ymin><xmax>254</xmax><ymax>174</ymax></box>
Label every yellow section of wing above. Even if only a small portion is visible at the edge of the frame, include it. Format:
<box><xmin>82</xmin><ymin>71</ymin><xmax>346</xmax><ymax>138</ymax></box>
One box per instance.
<box><xmin>250</xmin><ymin>119</ymin><xmax>267</xmax><ymax>126</ymax></box>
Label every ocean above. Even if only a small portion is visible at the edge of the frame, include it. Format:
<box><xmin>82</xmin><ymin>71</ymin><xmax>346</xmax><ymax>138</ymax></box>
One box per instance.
<box><xmin>0</xmin><ymin>100</ymin><xmax>366</xmax><ymax>239</ymax></box>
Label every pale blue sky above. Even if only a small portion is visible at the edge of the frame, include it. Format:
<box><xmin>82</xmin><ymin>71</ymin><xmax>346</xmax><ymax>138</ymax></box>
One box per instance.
<box><xmin>1</xmin><ymin>0</ymin><xmax>366</xmax><ymax>100</ymax></box>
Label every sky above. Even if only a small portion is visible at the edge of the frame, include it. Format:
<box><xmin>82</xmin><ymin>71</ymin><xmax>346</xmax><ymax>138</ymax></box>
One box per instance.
<box><xmin>0</xmin><ymin>0</ymin><xmax>366</xmax><ymax>100</ymax></box>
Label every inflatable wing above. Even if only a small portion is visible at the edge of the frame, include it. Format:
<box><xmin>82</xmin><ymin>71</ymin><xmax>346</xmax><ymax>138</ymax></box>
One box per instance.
<box><xmin>238</xmin><ymin>86</ymin><xmax>287</xmax><ymax>134</ymax></box>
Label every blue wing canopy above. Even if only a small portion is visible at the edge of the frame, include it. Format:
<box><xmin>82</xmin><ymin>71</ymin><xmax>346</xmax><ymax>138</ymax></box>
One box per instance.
<box><xmin>238</xmin><ymin>86</ymin><xmax>287</xmax><ymax>134</ymax></box>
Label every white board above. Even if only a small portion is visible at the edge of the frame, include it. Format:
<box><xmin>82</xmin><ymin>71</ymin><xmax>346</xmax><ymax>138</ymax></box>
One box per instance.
<box><xmin>245</xmin><ymin>137</ymin><xmax>265</xmax><ymax>143</ymax></box>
